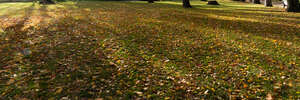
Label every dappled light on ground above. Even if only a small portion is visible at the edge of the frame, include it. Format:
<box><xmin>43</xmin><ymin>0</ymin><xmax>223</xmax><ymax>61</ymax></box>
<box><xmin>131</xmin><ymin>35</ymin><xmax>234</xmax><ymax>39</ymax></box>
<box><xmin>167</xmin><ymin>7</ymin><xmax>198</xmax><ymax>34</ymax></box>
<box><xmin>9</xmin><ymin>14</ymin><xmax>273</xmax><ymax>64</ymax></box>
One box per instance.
<box><xmin>0</xmin><ymin>0</ymin><xmax>299</xmax><ymax>99</ymax></box>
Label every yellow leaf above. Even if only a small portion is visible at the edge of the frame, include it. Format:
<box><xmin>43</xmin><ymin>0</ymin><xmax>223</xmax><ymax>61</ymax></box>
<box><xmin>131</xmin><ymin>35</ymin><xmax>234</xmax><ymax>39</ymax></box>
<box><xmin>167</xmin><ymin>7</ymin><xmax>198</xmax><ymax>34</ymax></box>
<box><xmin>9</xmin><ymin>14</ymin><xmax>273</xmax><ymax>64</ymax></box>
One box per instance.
<box><xmin>116</xmin><ymin>90</ymin><xmax>122</xmax><ymax>95</ymax></box>
<box><xmin>135</xmin><ymin>91</ymin><xmax>143</xmax><ymax>96</ymax></box>
<box><xmin>164</xmin><ymin>97</ymin><xmax>170</xmax><ymax>100</ymax></box>
<box><xmin>266</xmin><ymin>93</ymin><xmax>273</xmax><ymax>100</ymax></box>
<box><xmin>243</xmin><ymin>83</ymin><xmax>248</xmax><ymax>88</ymax></box>
<box><xmin>7</xmin><ymin>79</ymin><xmax>15</xmax><ymax>85</ymax></box>
<box><xmin>211</xmin><ymin>88</ymin><xmax>215</xmax><ymax>92</ymax></box>
<box><xmin>55</xmin><ymin>87</ymin><xmax>63</xmax><ymax>94</ymax></box>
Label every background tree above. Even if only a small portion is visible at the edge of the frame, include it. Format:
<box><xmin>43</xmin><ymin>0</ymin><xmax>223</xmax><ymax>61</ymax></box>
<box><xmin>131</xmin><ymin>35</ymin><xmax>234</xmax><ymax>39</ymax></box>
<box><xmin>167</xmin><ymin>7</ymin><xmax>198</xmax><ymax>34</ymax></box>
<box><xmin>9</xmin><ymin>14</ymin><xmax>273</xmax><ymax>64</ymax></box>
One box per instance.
<box><xmin>40</xmin><ymin>0</ymin><xmax>55</xmax><ymax>4</ymax></box>
<box><xmin>286</xmin><ymin>0</ymin><xmax>300</xmax><ymax>12</ymax></box>
<box><xmin>265</xmin><ymin>0</ymin><xmax>272</xmax><ymax>6</ymax></box>
<box><xmin>183</xmin><ymin>0</ymin><xmax>192</xmax><ymax>8</ymax></box>
<box><xmin>148</xmin><ymin>0</ymin><xmax>154</xmax><ymax>3</ymax></box>
<box><xmin>207</xmin><ymin>0</ymin><xmax>220</xmax><ymax>5</ymax></box>
<box><xmin>253</xmin><ymin>0</ymin><xmax>260</xmax><ymax>4</ymax></box>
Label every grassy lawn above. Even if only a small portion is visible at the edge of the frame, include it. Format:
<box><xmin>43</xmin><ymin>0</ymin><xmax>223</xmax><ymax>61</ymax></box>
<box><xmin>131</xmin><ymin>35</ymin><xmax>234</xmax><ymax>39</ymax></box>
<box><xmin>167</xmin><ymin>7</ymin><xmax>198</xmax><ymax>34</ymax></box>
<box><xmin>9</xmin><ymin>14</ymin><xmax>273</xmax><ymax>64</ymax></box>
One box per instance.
<box><xmin>0</xmin><ymin>0</ymin><xmax>299</xmax><ymax>99</ymax></box>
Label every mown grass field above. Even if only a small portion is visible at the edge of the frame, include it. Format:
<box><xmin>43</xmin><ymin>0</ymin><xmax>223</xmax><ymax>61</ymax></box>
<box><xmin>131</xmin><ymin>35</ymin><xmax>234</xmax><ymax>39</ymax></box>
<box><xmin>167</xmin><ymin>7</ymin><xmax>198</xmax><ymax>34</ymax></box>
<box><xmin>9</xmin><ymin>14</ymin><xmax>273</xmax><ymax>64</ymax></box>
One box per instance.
<box><xmin>0</xmin><ymin>0</ymin><xmax>299</xmax><ymax>99</ymax></box>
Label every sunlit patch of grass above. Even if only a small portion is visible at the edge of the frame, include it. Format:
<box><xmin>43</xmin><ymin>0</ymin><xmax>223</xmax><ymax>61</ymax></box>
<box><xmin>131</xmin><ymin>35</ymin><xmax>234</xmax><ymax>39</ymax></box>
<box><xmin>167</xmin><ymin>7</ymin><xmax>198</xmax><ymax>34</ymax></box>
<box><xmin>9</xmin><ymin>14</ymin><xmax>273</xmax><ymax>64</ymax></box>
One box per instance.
<box><xmin>0</xmin><ymin>3</ymin><xmax>33</xmax><ymax>17</ymax></box>
<box><xmin>0</xmin><ymin>28</ymin><xmax>3</xmax><ymax>33</ymax></box>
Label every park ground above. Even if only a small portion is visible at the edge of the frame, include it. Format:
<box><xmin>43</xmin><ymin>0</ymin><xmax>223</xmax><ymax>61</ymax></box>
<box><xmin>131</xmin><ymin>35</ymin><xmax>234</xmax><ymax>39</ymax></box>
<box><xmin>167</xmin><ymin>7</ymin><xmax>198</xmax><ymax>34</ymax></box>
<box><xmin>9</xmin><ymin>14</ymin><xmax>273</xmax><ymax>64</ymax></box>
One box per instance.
<box><xmin>0</xmin><ymin>0</ymin><xmax>300</xmax><ymax>99</ymax></box>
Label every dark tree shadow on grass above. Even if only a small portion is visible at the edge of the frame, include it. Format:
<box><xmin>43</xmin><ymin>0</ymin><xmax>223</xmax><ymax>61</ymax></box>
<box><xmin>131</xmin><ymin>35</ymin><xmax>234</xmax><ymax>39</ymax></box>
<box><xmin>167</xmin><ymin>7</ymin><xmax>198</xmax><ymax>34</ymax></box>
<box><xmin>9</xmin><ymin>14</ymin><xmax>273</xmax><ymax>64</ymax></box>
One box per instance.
<box><xmin>168</xmin><ymin>13</ymin><xmax>299</xmax><ymax>41</ymax></box>
<box><xmin>131</xmin><ymin>2</ymin><xmax>300</xmax><ymax>42</ymax></box>
<box><xmin>109</xmin><ymin>18</ymin><xmax>299</xmax><ymax>99</ymax></box>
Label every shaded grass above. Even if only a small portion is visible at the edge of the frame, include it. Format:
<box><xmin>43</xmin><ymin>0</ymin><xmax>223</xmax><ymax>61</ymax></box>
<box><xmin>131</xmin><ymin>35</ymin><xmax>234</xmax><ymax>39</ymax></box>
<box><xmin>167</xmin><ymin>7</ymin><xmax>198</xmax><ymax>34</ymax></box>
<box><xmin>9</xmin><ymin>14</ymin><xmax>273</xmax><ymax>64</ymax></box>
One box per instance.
<box><xmin>0</xmin><ymin>0</ymin><xmax>299</xmax><ymax>99</ymax></box>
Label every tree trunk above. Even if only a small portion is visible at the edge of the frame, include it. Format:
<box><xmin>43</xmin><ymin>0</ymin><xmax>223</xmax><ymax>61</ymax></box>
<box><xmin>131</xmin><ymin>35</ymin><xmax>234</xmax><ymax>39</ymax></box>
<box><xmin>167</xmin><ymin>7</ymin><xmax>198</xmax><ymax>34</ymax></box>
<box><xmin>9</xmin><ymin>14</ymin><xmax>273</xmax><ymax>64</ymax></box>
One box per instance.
<box><xmin>286</xmin><ymin>0</ymin><xmax>300</xmax><ymax>12</ymax></box>
<box><xmin>183</xmin><ymin>0</ymin><xmax>192</xmax><ymax>8</ymax></box>
<box><xmin>207</xmin><ymin>1</ymin><xmax>220</xmax><ymax>5</ymax></box>
<box><xmin>265</xmin><ymin>0</ymin><xmax>272</xmax><ymax>6</ymax></box>
<box><xmin>40</xmin><ymin>0</ymin><xmax>55</xmax><ymax>4</ymax></box>
<box><xmin>148</xmin><ymin>0</ymin><xmax>154</xmax><ymax>3</ymax></box>
<box><xmin>253</xmin><ymin>0</ymin><xmax>260</xmax><ymax>4</ymax></box>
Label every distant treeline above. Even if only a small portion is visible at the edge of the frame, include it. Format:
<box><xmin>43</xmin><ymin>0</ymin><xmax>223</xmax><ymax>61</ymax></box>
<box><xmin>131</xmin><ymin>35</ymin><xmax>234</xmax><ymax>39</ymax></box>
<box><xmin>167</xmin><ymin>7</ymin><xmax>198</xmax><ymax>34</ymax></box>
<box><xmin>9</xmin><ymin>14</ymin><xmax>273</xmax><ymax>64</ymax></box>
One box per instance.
<box><xmin>0</xmin><ymin>0</ymin><xmax>33</xmax><ymax>2</ymax></box>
